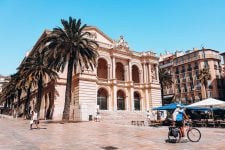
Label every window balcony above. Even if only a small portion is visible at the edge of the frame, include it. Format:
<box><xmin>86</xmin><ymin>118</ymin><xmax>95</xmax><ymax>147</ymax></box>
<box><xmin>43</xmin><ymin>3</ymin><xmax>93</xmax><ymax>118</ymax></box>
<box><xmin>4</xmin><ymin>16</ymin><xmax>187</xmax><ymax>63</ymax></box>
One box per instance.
<box><xmin>187</xmin><ymin>67</ymin><xmax>192</xmax><ymax>71</ymax></box>
<box><xmin>214</xmin><ymin>65</ymin><xmax>218</xmax><ymax>70</ymax></box>
<box><xmin>194</xmin><ymin>66</ymin><xmax>199</xmax><ymax>70</ymax></box>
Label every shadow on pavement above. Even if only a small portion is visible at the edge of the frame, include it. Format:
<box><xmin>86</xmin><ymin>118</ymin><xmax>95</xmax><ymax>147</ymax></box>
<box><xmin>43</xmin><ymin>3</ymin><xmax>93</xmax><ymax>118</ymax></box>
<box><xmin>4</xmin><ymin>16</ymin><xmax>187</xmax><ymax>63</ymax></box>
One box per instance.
<box><xmin>30</xmin><ymin>127</ymin><xmax>47</xmax><ymax>130</ymax></box>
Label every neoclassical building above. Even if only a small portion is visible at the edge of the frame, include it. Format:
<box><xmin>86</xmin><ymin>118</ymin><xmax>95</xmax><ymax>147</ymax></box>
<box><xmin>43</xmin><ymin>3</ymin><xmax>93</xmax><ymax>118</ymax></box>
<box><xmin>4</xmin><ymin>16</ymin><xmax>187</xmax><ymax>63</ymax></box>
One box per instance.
<box><xmin>18</xmin><ymin>27</ymin><xmax>162</xmax><ymax>121</ymax></box>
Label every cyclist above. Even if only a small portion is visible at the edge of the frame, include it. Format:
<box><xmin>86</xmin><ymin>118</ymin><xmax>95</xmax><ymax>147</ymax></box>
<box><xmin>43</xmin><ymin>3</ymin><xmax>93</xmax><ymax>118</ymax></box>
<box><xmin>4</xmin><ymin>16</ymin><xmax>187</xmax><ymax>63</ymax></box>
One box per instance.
<box><xmin>172</xmin><ymin>104</ymin><xmax>189</xmax><ymax>142</ymax></box>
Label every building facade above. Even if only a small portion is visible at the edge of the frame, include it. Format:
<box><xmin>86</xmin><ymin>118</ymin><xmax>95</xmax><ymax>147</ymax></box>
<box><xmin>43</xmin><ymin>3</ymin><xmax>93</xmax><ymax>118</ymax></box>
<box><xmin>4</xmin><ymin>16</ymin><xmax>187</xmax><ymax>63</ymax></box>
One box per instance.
<box><xmin>18</xmin><ymin>27</ymin><xmax>162</xmax><ymax>121</ymax></box>
<box><xmin>221</xmin><ymin>52</ymin><xmax>225</xmax><ymax>76</ymax></box>
<box><xmin>0</xmin><ymin>75</ymin><xmax>10</xmax><ymax>108</ymax></box>
<box><xmin>159</xmin><ymin>48</ymin><xmax>225</xmax><ymax>104</ymax></box>
<box><xmin>0</xmin><ymin>75</ymin><xmax>10</xmax><ymax>93</ymax></box>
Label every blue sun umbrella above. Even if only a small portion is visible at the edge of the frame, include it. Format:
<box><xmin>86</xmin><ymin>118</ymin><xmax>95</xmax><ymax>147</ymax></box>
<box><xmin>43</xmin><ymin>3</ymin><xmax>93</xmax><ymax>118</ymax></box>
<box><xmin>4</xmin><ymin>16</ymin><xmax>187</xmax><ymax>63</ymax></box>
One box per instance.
<box><xmin>152</xmin><ymin>103</ymin><xmax>185</xmax><ymax>110</ymax></box>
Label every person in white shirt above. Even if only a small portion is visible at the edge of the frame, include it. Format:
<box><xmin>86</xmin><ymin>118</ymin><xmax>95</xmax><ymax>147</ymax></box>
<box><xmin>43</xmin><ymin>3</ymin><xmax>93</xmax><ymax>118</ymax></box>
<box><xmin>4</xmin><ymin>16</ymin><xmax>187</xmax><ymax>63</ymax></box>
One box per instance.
<box><xmin>30</xmin><ymin>110</ymin><xmax>39</xmax><ymax>129</ymax></box>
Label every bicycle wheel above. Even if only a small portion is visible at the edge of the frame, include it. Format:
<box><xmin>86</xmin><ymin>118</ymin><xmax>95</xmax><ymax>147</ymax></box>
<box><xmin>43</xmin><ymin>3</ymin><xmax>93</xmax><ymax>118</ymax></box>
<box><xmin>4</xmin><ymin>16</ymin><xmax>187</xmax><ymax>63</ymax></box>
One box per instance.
<box><xmin>187</xmin><ymin>128</ymin><xmax>201</xmax><ymax>142</ymax></box>
<box><xmin>168</xmin><ymin>129</ymin><xmax>181</xmax><ymax>143</ymax></box>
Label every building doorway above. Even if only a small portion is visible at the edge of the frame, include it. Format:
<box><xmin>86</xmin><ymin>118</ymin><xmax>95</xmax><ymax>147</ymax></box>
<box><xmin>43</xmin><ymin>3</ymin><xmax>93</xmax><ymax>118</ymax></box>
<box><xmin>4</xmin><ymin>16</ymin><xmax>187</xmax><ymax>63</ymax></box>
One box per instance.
<box><xmin>134</xmin><ymin>92</ymin><xmax>140</xmax><ymax>110</ymax></box>
<box><xmin>97</xmin><ymin>88</ymin><xmax>108</xmax><ymax>110</ymax></box>
<box><xmin>117</xmin><ymin>90</ymin><xmax>125</xmax><ymax>110</ymax></box>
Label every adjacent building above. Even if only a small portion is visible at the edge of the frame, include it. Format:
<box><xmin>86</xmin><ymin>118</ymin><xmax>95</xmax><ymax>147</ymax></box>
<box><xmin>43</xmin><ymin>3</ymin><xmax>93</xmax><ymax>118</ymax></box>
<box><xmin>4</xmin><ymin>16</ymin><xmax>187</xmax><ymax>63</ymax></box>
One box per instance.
<box><xmin>221</xmin><ymin>52</ymin><xmax>225</xmax><ymax>76</ymax></box>
<box><xmin>160</xmin><ymin>48</ymin><xmax>225</xmax><ymax>104</ymax></box>
<box><xmin>0</xmin><ymin>75</ymin><xmax>10</xmax><ymax>93</ymax></box>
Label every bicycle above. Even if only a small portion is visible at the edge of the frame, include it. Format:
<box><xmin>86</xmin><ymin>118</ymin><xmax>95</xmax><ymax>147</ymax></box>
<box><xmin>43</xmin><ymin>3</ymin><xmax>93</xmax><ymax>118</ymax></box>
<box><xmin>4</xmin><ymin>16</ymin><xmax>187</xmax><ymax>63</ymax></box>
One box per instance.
<box><xmin>168</xmin><ymin>121</ymin><xmax>201</xmax><ymax>143</ymax></box>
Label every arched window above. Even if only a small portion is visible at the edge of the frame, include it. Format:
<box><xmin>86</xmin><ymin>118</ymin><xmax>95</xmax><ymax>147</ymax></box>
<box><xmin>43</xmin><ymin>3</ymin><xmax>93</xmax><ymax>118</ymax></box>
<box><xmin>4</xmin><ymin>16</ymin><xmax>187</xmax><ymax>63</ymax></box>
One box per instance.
<box><xmin>97</xmin><ymin>88</ymin><xmax>108</xmax><ymax>110</ymax></box>
<box><xmin>134</xmin><ymin>92</ymin><xmax>140</xmax><ymax>110</ymax></box>
<box><xmin>116</xmin><ymin>62</ymin><xmax>124</xmax><ymax>81</ymax></box>
<box><xmin>132</xmin><ymin>65</ymin><xmax>140</xmax><ymax>83</ymax></box>
<box><xmin>97</xmin><ymin>58</ymin><xmax>108</xmax><ymax>79</ymax></box>
<box><xmin>117</xmin><ymin>90</ymin><xmax>125</xmax><ymax>110</ymax></box>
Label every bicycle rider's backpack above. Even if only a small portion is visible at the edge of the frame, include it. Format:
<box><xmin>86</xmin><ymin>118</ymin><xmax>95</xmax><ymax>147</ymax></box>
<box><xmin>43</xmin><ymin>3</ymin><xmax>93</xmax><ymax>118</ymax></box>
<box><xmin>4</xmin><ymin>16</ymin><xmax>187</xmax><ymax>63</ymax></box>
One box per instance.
<box><xmin>172</xmin><ymin>128</ymin><xmax>179</xmax><ymax>137</ymax></box>
<box><xmin>169</xmin><ymin>127</ymin><xmax>173</xmax><ymax>136</ymax></box>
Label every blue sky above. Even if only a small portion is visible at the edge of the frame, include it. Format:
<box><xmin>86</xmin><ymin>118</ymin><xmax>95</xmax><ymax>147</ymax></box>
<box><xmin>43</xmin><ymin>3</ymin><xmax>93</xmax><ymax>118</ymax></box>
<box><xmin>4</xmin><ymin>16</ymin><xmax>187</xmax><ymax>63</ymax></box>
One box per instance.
<box><xmin>0</xmin><ymin>0</ymin><xmax>225</xmax><ymax>75</ymax></box>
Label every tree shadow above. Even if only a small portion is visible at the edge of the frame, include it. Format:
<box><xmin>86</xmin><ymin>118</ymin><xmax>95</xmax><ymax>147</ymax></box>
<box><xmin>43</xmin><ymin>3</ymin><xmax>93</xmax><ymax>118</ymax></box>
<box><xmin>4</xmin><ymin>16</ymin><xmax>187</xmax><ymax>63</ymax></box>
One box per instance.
<box><xmin>30</xmin><ymin>127</ymin><xmax>47</xmax><ymax>130</ymax></box>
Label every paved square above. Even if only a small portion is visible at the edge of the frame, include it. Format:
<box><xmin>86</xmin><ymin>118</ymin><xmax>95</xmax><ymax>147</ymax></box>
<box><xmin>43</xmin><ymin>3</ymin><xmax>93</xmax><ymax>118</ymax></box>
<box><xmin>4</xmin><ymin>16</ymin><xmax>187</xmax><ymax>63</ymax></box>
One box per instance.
<box><xmin>0</xmin><ymin>118</ymin><xmax>225</xmax><ymax>150</ymax></box>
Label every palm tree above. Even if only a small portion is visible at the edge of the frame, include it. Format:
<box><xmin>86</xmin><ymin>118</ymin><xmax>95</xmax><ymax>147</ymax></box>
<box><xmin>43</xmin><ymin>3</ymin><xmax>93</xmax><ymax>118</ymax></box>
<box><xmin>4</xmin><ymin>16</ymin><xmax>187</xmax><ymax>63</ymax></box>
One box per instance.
<box><xmin>199</xmin><ymin>68</ymin><xmax>211</xmax><ymax>99</ymax></box>
<box><xmin>9</xmin><ymin>72</ymin><xmax>23</xmax><ymax>117</ymax></box>
<box><xmin>21</xmin><ymin>51</ymin><xmax>58</xmax><ymax>117</ymax></box>
<box><xmin>37</xmin><ymin>17</ymin><xmax>99</xmax><ymax>121</ymax></box>
<box><xmin>1</xmin><ymin>76</ymin><xmax>17</xmax><ymax>115</ymax></box>
<box><xmin>159</xmin><ymin>68</ymin><xmax>173</xmax><ymax>105</ymax></box>
<box><xmin>17</xmin><ymin>57</ymin><xmax>35</xmax><ymax>118</ymax></box>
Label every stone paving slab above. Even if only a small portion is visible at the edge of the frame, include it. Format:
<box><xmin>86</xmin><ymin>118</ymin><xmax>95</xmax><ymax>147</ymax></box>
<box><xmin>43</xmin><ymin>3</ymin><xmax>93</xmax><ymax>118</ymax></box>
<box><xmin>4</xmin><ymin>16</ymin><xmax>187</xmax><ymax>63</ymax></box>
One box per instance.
<box><xmin>0</xmin><ymin>117</ymin><xmax>225</xmax><ymax>150</ymax></box>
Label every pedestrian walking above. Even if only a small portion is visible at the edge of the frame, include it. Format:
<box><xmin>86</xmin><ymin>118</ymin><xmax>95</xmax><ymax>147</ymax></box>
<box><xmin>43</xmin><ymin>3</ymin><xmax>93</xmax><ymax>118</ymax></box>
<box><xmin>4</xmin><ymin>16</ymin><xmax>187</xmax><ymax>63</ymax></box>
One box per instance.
<box><xmin>30</xmin><ymin>110</ymin><xmax>39</xmax><ymax>129</ymax></box>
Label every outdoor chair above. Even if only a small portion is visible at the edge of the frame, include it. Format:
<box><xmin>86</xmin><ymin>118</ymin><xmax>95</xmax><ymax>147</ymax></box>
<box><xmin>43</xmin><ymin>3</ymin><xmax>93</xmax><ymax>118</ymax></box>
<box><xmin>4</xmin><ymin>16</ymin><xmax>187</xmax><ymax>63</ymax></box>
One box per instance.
<box><xmin>207</xmin><ymin>119</ymin><xmax>216</xmax><ymax>128</ymax></box>
<box><xmin>217</xmin><ymin>120</ymin><xmax>225</xmax><ymax>128</ymax></box>
<box><xmin>193</xmin><ymin>119</ymin><xmax>206</xmax><ymax>127</ymax></box>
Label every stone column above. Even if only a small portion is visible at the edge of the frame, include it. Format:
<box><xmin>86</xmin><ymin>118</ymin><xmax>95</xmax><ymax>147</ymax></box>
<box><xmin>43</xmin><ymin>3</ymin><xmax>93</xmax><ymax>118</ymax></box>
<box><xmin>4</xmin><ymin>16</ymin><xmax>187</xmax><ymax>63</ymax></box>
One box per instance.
<box><xmin>108</xmin><ymin>94</ymin><xmax>112</xmax><ymax>111</ymax></box>
<box><xmin>128</xmin><ymin>60</ymin><xmax>132</xmax><ymax>81</ymax></box>
<box><xmin>141</xmin><ymin>96</ymin><xmax>144</xmax><ymax>111</ymax></box>
<box><xmin>145</xmin><ymin>63</ymin><xmax>149</xmax><ymax>83</ymax></box>
<box><xmin>148</xmin><ymin>63</ymin><xmax>152</xmax><ymax>83</ymax></box>
<box><xmin>145</xmin><ymin>89</ymin><xmax>149</xmax><ymax>110</ymax></box>
<box><xmin>140</xmin><ymin>70</ymin><xmax>143</xmax><ymax>83</ymax></box>
<box><xmin>124</xmin><ymin>65</ymin><xmax>128</xmax><ymax>81</ymax></box>
<box><xmin>112</xmin><ymin>57</ymin><xmax>116</xmax><ymax>79</ymax></box>
<box><xmin>155</xmin><ymin>64</ymin><xmax>159</xmax><ymax>81</ymax></box>
<box><xmin>113</xmin><ymin>85</ymin><xmax>117</xmax><ymax>111</ymax></box>
<box><xmin>130</xmin><ymin>88</ymin><xmax>134</xmax><ymax>111</ymax></box>
<box><xmin>142</xmin><ymin>63</ymin><xmax>146</xmax><ymax>83</ymax></box>
<box><xmin>126</xmin><ymin>94</ymin><xmax>129</xmax><ymax>111</ymax></box>
<box><xmin>108</xmin><ymin>64</ymin><xmax>111</xmax><ymax>80</ymax></box>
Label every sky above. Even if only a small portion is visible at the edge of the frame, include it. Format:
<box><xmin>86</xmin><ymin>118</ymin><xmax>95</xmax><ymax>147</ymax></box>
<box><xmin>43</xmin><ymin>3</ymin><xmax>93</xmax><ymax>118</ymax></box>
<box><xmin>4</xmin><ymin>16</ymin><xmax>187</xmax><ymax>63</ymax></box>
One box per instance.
<box><xmin>0</xmin><ymin>0</ymin><xmax>225</xmax><ymax>76</ymax></box>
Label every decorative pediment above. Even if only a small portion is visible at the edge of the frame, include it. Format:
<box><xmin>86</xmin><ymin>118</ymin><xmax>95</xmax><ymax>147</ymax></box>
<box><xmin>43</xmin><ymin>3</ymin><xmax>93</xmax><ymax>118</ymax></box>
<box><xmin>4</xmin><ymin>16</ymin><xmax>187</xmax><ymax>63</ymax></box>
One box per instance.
<box><xmin>84</xmin><ymin>27</ymin><xmax>130</xmax><ymax>52</ymax></box>
<box><xmin>112</xmin><ymin>35</ymin><xmax>129</xmax><ymax>51</ymax></box>
<box><xmin>84</xmin><ymin>26</ymin><xmax>113</xmax><ymax>46</ymax></box>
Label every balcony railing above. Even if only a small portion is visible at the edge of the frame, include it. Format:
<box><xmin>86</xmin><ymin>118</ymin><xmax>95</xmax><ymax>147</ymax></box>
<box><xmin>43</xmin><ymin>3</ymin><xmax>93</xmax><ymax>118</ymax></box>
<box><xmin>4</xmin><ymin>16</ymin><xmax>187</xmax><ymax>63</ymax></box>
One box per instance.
<box><xmin>187</xmin><ymin>67</ymin><xmax>192</xmax><ymax>71</ymax></box>
<box><xmin>194</xmin><ymin>66</ymin><xmax>199</xmax><ymax>70</ymax></box>
<box><xmin>199</xmin><ymin>54</ymin><xmax>221</xmax><ymax>60</ymax></box>
<box><xmin>159</xmin><ymin>62</ymin><xmax>173</xmax><ymax>69</ymax></box>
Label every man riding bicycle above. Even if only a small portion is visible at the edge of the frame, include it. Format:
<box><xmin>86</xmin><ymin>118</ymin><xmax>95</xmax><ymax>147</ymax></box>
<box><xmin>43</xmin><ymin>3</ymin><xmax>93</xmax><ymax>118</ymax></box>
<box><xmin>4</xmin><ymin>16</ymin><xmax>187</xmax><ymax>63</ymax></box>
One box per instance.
<box><xmin>172</xmin><ymin>104</ymin><xmax>189</xmax><ymax>142</ymax></box>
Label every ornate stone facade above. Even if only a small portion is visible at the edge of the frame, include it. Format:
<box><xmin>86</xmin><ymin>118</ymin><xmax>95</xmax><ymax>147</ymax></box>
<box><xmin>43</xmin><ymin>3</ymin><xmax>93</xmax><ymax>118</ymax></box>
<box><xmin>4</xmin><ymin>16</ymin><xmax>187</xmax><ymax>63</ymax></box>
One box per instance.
<box><xmin>19</xmin><ymin>27</ymin><xmax>162</xmax><ymax>121</ymax></box>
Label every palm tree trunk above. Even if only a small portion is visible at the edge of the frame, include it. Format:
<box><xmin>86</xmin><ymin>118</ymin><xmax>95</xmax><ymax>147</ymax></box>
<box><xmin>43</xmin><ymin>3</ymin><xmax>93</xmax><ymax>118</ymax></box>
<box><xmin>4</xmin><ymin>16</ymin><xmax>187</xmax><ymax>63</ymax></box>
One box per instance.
<box><xmin>17</xmin><ymin>89</ymin><xmax>22</xmax><ymax>117</ymax></box>
<box><xmin>62</xmin><ymin>57</ymin><xmax>74</xmax><ymax>121</ymax></box>
<box><xmin>205</xmin><ymin>82</ymin><xmax>208</xmax><ymax>98</ymax></box>
<box><xmin>24</xmin><ymin>85</ymin><xmax>31</xmax><ymax>118</ymax></box>
<box><xmin>17</xmin><ymin>89</ymin><xmax>22</xmax><ymax>107</ymax></box>
<box><xmin>36</xmin><ymin>76</ymin><xmax>43</xmax><ymax>118</ymax></box>
<box><xmin>202</xmin><ymin>84</ymin><xmax>207</xmax><ymax>99</ymax></box>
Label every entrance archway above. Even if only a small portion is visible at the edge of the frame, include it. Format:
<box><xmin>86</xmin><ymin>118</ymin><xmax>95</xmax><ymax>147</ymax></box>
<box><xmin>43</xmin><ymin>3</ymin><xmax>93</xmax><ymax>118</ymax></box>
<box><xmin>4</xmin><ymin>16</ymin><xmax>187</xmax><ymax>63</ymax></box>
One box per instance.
<box><xmin>134</xmin><ymin>92</ymin><xmax>140</xmax><ymax>110</ymax></box>
<box><xmin>97</xmin><ymin>88</ymin><xmax>108</xmax><ymax>110</ymax></box>
<box><xmin>117</xmin><ymin>90</ymin><xmax>125</xmax><ymax>110</ymax></box>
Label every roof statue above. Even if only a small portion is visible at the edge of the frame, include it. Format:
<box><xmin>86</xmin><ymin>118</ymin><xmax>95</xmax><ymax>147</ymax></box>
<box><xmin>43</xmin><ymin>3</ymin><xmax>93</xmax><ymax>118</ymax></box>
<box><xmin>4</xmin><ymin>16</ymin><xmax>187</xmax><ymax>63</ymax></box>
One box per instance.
<box><xmin>113</xmin><ymin>35</ymin><xmax>129</xmax><ymax>50</ymax></box>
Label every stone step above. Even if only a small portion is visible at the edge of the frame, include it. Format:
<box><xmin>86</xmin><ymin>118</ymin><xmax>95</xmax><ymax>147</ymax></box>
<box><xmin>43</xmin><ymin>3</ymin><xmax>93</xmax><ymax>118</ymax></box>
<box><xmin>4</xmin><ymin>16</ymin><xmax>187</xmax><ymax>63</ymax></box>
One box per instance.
<box><xmin>98</xmin><ymin>111</ymin><xmax>148</xmax><ymax>125</ymax></box>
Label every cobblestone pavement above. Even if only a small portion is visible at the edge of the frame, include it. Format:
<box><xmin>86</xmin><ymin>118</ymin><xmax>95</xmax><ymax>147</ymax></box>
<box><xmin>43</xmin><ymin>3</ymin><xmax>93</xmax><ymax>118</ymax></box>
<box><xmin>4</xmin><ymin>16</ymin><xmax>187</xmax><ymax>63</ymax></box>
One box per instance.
<box><xmin>0</xmin><ymin>117</ymin><xmax>225</xmax><ymax>150</ymax></box>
